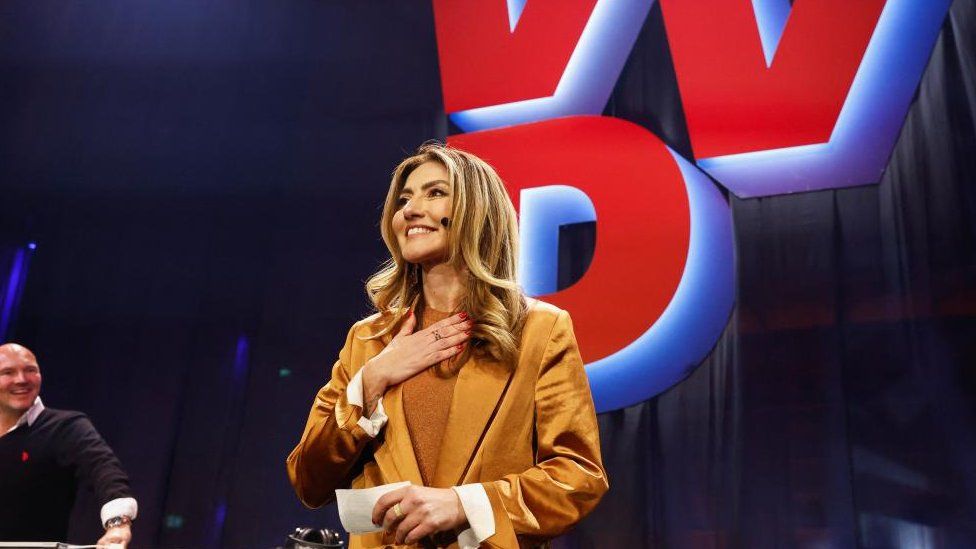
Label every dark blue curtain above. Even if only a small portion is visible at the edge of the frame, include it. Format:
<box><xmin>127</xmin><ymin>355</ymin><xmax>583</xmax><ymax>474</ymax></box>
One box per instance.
<box><xmin>1</xmin><ymin>1</ymin><xmax>974</xmax><ymax>548</ymax></box>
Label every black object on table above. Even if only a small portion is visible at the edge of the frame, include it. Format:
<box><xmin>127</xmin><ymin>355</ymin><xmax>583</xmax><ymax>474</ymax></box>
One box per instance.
<box><xmin>283</xmin><ymin>527</ymin><xmax>344</xmax><ymax>548</ymax></box>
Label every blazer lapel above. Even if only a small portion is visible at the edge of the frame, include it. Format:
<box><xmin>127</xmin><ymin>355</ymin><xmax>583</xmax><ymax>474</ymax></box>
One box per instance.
<box><xmin>372</xmin><ymin>382</ymin><xmax>424</xmax><ymax>486</ymax></box>
<box><xmin>431</xmin><ymin>355</ymin><xmax>514</xmax><ymax>487</ymax></box>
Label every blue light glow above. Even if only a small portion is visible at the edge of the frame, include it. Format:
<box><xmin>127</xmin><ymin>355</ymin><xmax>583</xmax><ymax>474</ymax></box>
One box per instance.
<box><xmin>210</xmin><ymin>501</ymin><xmax>228</xmax><ymax>547</ymax></box>
<box><xmin>232</xmin><ymin>335</ymin><xmax>249</xmax><ymax>385</ymax></box>
<box><xmin>449</xmin><ymin>0</ymin><xmax>653</xmax><ymax>132</ymax></box>
<box><xmin>698</xmin><ymin>0</ymin><xmax>952</xmax><ymax>197</ymax></box>
<box><xmin>26</xmin><ymin>242</ymin><xmax>37</xmax><ymax>250</ymax></box>
<box><xmin>752</xmin><ymin>0</ymin><xmax>792</xmax><ymax>67</ymax></box>
<box><xmin>586</xmin><ymin>149</ymin><xmax>734</xmax><ymax>412</ymax></box>
<box><xmin>518</xmin><ymin>185</ymin><xmax>597</xmax><ymax>296</ymax></box>
<box><xmin>0</xmin><ymin>249</ymin><xmax>29</xmax><ymax>341</ymax></box>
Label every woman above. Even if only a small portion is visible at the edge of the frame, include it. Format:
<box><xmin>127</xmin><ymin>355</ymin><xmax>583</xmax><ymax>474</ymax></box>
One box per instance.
<box><xmin>287</xmin><ymin>143</ymin><xmax>608</xmax><ymax>548</ymax></box>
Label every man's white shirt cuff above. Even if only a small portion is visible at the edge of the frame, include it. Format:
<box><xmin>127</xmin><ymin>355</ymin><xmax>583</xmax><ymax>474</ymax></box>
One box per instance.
<box><xmin>452</xmin><ymin>484</ymin><xmax>495</xmax><ymax>547</ymax></box>
<box><xmin>100</xmin><ymin>497</ymin><xmax>138</xmax><ymax>526</ymax></box>
<box><xmin>346</xmin><ymin>369</ymin><xmax>388</xmax><ymax>437</ymax></box>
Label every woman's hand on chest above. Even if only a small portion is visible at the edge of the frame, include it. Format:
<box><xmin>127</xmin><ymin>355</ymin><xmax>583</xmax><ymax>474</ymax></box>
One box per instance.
<box><xmin>361</xmin><ymin>311</ymin><xmax>472</xmax><ymax>413</ymax></box>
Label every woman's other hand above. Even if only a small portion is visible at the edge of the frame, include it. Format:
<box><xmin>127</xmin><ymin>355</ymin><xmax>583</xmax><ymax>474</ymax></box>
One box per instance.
<box><xmin>373</xmin><ymin>485</ymin><xmax>468</xmax><ymax>545</ymax></box>
<box><xmin>361</xmin><ymin>311</ymin><xmax>471</xmax><ymax>412</ymax></box>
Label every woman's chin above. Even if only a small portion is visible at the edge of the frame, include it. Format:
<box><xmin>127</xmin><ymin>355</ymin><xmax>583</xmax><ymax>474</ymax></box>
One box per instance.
<box><xmin>403</xmin><ymin>253</ymin><xmax>448</xmax><ymax>269</ymax></box>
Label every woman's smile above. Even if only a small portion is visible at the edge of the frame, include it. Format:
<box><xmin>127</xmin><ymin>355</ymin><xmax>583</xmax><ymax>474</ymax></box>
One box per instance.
<box><xmin>406</xmin><ymin>225</ymin><xmax>438</xmax><ymax>237</ymax></box>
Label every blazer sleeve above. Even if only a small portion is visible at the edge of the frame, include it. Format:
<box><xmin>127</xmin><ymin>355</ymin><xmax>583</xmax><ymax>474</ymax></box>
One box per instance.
<box><xmin>286</xmin><ymin>322</ymin><xmax>376</xmax><ymax>508</ymax></box>
<box><xmin>482</xmin><ymin>310</ymin><xmax>609</xmax><ymax>545</ymax></box>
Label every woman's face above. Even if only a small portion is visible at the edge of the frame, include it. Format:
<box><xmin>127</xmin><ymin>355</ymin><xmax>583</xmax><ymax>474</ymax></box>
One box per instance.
<box><xmin>392</xmin><ymin>161</ymin><xmax>454</xmax><ymax>268</ymax></box>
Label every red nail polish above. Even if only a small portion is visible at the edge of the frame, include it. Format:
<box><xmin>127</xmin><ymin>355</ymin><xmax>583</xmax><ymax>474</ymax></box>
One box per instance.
<box><xmin>459</xmin><ymin>311</ymin><xmax>468</xmax><ymax>319</ymax></box>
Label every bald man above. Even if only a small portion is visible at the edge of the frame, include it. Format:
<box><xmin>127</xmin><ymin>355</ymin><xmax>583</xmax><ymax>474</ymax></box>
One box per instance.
<box><xmin>0</xmin><ymin>343</ymin><xmax>137</xmax><ymax>546</ymax></box>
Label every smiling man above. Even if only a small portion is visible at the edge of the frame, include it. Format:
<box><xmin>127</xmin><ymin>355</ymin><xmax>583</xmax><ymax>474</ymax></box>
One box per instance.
<box><xmin>0</xmin><ymin>343</ymin><xmax>137</xmax><ymax>546</ymax></box>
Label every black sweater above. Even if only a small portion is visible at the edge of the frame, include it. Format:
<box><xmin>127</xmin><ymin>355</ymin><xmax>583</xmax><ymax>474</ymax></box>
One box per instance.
<box><xmin>0</xmin><ymin>408</ymin><xmax>132</xmax><ymax>542</ymax></box>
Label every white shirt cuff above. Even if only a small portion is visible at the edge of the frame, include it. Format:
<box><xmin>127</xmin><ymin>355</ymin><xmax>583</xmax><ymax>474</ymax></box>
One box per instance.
<box><xmin>100</xmin><ymin>497</ymin><xmax>138</xmax><ymax>526</ymax></box>
<box><xmin>346</xmin><ymin>368</ymin><xmax>388</xmax><ymax>437</ymax></box>
<box><xmin>452</xmin><ymin>484</ymin><xmax>495</xmax><ymax>547</ymax></box>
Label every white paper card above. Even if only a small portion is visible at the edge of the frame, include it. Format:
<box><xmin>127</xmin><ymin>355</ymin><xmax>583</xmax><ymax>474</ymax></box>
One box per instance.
<box><xmin>335</xmin><ymin>481</ymin><xmax>411</xmax><ymax>534</ymax></box>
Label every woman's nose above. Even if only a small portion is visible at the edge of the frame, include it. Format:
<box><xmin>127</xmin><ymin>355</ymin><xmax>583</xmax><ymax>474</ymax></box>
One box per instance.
<box><xmin>402</xmin><ymin>197</ymin><xmax>423</xmax><ymax>217</ymax></box>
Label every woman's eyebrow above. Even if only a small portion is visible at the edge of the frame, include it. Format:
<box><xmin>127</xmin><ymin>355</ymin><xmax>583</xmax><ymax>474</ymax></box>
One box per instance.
<box><xmin>421</xmin><ymin>179</ymin><xmax>449</xmax><ymax>189</ymax></box>
<box><xmin>400</xmin><ymin>179</ymin><xmax>450</xmax><ymax>194</ymax></box>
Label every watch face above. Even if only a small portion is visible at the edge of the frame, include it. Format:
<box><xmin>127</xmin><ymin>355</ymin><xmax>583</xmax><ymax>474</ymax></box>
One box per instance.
<box><xmin>104</xmin><ymin>516</ymin><xmax>131</xmax><ymax>529</ymax></box>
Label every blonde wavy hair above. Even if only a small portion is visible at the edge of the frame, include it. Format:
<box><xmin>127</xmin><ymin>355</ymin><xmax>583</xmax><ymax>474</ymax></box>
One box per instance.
<box><xmin>365</xmin><ymin>142</ymin><xmax>528</xmax><ymax>364</ymax></box>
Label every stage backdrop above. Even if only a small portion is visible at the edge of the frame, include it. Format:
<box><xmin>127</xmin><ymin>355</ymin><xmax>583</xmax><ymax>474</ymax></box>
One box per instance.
<box><xmin>1</xmin><ymin>1</ymin><xmax>974</xmax><ymax>547</ymax></box>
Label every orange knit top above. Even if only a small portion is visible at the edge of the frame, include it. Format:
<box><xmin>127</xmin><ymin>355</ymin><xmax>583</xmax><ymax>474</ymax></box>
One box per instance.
<box><xmin>401</xmin><ymin>306</ymin><xmax>464</xmax><ymax>486</ymax></box>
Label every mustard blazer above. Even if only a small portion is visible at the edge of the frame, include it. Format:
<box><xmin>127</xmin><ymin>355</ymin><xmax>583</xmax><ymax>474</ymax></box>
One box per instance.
<box><xmin>286</xmin><ymin>300</ymin><xmax>608</xmax><ymax>548</ymax></box>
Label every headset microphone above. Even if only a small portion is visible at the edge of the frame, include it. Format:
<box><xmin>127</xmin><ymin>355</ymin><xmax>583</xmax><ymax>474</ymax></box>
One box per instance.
<box><xmin>440</xmin><ymin>217</ymin><xmax>450</xmax><ymax>228</ymax></box>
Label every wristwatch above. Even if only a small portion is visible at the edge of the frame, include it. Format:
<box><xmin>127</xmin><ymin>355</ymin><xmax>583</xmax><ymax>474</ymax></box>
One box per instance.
<box><xmin>104</xmin><ymin>515</ymin><xmax>133</xmax><ymax>529</ymax></box>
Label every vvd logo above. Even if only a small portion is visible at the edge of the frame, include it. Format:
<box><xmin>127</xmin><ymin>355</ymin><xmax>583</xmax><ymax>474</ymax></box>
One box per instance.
<box><xmin>432</xmin><ymin>0</ymin><xmax>950</xmax><ymax>412</ymax></box>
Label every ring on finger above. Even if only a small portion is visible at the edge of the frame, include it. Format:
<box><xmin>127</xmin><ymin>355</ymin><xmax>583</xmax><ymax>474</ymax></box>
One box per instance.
<box><xmin>393</xmin><ymin>503</ymin><xmax>404</xmax><ymax>519</ymax></box>
<box><xmin>432</xmin><ymin>329</ymin><xmax>443</xmax><ymax>341</ymax></box>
